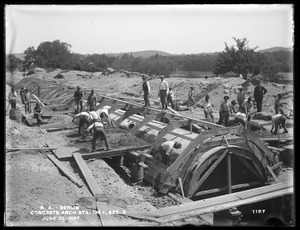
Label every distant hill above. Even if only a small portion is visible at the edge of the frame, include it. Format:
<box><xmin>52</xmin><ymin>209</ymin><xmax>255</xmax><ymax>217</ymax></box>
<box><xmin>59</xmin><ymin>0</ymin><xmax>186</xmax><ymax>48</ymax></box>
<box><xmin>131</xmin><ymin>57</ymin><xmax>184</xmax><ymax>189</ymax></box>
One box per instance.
<box><xmin>259</xmin><ymin>47</ymin><xmax>293</xmax><ymax>53</ymax></box>
<box><xmin>106</xmin><ymin>50</ymin><xmax>172</xmax><ymax>58</ymax></box>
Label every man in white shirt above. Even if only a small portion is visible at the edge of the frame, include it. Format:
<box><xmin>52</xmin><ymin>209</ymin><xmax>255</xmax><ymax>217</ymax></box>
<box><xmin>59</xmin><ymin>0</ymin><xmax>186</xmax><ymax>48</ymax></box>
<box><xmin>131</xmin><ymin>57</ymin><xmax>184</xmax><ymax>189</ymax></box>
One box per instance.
<box><xmin>86</xmin><ymin>121</ymin><xmax>112</xmax><ymax>152</ymax></box>
<box><xmin>158</xmin><ymin>76</ymin><xmax>169</xmax><ymax>110</ymax></box>
<box><xmin>159</xmin><ymin>141</ymin><xmax>182</xmax><ymax>165</ymax></box>
<box><xmin>72</xmin><ymin>111</ymin><xmax>93</xmax><ymax>136</ymax></box>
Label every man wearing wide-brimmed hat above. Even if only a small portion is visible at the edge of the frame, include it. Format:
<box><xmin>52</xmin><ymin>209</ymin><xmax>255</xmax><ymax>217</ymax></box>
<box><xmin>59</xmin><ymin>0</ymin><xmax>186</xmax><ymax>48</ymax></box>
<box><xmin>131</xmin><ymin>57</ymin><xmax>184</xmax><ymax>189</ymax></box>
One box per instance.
<box><xmin>140</xmin><ymin>75</ymin><xmax>151</xmax><ymax>107</ymax></box>
<box><xmin>219</xmin><ymin>95</ymin><xmax>233</xmax><ymax>127</ymax></box>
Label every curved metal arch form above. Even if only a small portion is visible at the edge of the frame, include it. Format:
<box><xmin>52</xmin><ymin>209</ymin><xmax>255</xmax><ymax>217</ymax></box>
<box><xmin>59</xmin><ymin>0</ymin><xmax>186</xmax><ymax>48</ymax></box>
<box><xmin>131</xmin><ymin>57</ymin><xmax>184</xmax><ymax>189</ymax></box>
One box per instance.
<box><xmin>185</xmin><ymin>145</ymin><xmax>268</xmax><ymax>197</ymax></box>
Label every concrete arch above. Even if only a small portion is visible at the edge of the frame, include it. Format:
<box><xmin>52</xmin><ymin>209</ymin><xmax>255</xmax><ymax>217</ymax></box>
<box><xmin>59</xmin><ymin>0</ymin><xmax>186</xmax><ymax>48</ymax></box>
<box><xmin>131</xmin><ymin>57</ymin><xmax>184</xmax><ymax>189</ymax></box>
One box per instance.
<box><xmin>184</xmin><ymin>145</ymin><xmax>268</xmax><ymax>197</ymax></box>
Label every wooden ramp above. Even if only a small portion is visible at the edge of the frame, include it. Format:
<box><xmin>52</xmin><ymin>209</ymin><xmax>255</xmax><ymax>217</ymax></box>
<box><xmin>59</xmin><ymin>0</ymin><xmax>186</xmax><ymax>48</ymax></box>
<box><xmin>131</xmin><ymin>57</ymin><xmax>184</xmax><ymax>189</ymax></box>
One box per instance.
<box><xmin>136</xmin><ymin>181</ymin><xmax>293</xmax><ymax>224</ymax></box>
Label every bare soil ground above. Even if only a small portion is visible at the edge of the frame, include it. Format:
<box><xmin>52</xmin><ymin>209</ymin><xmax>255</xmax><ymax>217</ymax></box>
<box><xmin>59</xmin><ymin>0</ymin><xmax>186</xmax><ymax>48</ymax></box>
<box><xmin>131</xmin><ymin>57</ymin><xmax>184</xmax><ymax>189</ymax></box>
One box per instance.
<box><xmin>5</xmin><ymin>70</ymin><xmax>294</xmax><ymax>226</ymax></box>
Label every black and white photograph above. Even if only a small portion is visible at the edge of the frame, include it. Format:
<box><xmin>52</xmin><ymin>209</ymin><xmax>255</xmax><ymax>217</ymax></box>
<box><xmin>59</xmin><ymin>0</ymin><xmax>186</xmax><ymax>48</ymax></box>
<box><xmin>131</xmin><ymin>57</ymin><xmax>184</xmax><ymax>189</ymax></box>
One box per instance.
<box><xmin>5</xmin><ymin>4</ymin><xmax>294</xmax><ymax>227</ymax></box>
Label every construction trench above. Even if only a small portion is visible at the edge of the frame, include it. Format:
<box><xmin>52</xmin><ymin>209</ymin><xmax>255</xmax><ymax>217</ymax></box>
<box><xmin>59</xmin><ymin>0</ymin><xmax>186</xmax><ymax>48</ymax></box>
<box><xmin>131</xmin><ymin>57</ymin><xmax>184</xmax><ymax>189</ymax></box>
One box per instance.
<box><xmin>6</xmin><ymin>77</ymin><xmax>294</xmax><ymax>226</ymax></box>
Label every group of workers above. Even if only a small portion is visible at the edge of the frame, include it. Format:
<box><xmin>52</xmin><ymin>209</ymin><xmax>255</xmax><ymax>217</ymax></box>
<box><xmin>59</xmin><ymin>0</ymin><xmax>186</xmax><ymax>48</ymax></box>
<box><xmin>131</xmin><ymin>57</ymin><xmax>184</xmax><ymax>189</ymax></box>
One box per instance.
<box><xmin>203</xmin><ymin>81</ymin><xmax>289</xmax><ymax>135</ymax></box>
<box><xmin>8</xmin><ymin>86</ymin><xmax>43</xmax><ymax>126</ymax></box>
<box><xmin>8</xmin><ymin>75</ymin><xmax>289</xmax><ymax>166</ymax></box>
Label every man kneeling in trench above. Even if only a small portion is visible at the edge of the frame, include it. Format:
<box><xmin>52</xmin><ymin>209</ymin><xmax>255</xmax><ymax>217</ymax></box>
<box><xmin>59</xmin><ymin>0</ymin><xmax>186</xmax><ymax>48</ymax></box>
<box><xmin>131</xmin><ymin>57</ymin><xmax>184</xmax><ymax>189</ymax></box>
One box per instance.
<box><xmin>86</xmin><ymin>120</ymin><xmax>112</xmax><ymax>152</ymax></box>
<box><xmin>158</xmin><ymin>141</ymin><xmax>182</xmax><ymax>166</ymax></box>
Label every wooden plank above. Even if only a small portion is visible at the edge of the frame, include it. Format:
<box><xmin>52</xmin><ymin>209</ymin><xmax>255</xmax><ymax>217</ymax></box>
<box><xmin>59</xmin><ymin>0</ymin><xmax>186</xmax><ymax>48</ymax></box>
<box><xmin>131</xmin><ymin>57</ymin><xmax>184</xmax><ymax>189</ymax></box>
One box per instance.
<box><xmin>96</xmin><ymin>202</ymin><xmax>114</xmax><ymax>226</ymax></box>
<box><xmin>159</xmin><ymin>187</ymin><xmax>293</xmax><ymax>224</ymax></box>
<box><xmin>46</xmin><ymin>126</ymin><xmax>78</xmax><ymax>132</ymax></box>
<box><xmin>267</xmin><ymin>166</ymin><xmax>278</xmax><ymax>182</ymax></box>
<box><xmin>194</xmin><ymin>181</ymin><xmax>262</xmax><ymax>197</ymax></box>
<box><xmin>59</xmin><ymin>145</ymin><xmax>152</xmax><ymax>160</ymax></box>
<box><xmin>46</xmin><ymin>154</ymin><xmax>84</xmax><ymax>187</ymax></box>
<box><xmin>146</xmin><ymin>181</ymin><xmax>293</xmax><ymax>219</ymax></box>
<box><xmin>6</xmin><ymin>147</ymin><xmax>57</xmax><ymax>152</ymax></box>
<box><xmin>118</xmin><ymin>211</ymin><xmax>163</xmax><ymax>223</ymax></box>
<box><xmin>73</xmin><ymin>152</ymin><xmax>104</xmax><ymax>196</ymax></box>
<box><xmin>138</xmin><ymin>162</ymin><xmax>148</xmax><ymax>168</ymax></box>
<box><xmin>32</xmin><ymin>94</ymin><xmax>46</xmax><ymax>107</ymax></box>
<box><xmin>271</xmin><ymin>161</ymin><xmax>283</xmax><ymax>170</ymax></box>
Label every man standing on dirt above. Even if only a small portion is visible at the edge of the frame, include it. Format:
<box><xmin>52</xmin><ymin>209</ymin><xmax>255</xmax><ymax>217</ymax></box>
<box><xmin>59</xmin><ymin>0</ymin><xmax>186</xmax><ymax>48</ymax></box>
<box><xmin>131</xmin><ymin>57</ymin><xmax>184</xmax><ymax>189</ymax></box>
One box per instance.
<box><xmin>237</xmin><ymin>86</ymin><xmax>246</xmax><ymax>111</ymax></box>
<box><xmin>187</xmin><ymin>86</ymin><xmax>196</xmax><ymax>109</ymax></box>
<box><xmin>86</xmin><ymin>120</ymin><xmax>112</xmax><ymax>152</ymax></box>
<box><xmin>159</xmin><ymin>141</ymin><xmax>182</xmax><ymax>166</ymax></box>
<box><xmin>20</xmin><ymin>86</ymin><xmax>25</xmax><ymax>104</ymax></box>
<box><xmin>203</xmin><ymin>94</ymin><xmax>214</xmax><ymax>122</ymax></box>
<box><xmin>140</xmin><ymin>76</ymin><xmax>151</xmax><ymax>107</ymax></box>
<box><xmin>158</xmin><ymin>75</ymin><xmax>169</xmax><ymax>110</ymax></box>
<box><xmin>219</xmin><ymin>96</ymin><xmax>233</xmax><ymax>127</ymax></box>
<box><xmin>74</xmin><ymin>86</ymin><xmax>84</xmax><ymax>113</ymax></box>
<box><xmin>87</xmin><ymin>89</ymin><xmax>97</xmax><ymax>111</ymax></box>
<box><xmin>23</xmin><ymin>88</ymin><xmax>31</xmax><ymax>114</ymax></box>
<box><xmin>253</xmin><ymin>81</ymin><xmax>267</xmax><ymax>112</ymax></box>
<box><xmin>8</xmin><ymin>87</ymin><xmax>17</xmax><ymax>109</ymax></box>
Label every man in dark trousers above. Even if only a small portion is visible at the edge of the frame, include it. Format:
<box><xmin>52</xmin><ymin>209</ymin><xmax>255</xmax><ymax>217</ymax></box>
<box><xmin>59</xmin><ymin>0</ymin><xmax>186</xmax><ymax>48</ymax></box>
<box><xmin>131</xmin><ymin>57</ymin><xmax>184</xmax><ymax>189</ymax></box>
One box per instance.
<box><xmin>33</xmin><ymin>102</ymin><xmax>42</xmax><ymax>126</ymax></box>
<box><xmin>140</xmin><ymin>76</ymin><xmax>151</xmax><ymax>107</ymax></box>
<box><xmin>86</xmin><ymin>120</ymin><xmax>112</xmax><ymax>152</ymax></box>
<box><xmin>87</xmin><ymin>89</ymin><xmax>97</xmax><ymax>111</ymax></box>
<box><xmin>74</xmin><ymin>86</ymin><xmax>84</xmax><ymax>113</ymax></box>
<box><xmin>23</xmin><ymin>88</ymin><xmax>31</xmax><ymax>114</ymax></box>
<box><xmin>253</xmin><ymin>81</ymin><xmax>268</xmax><ymax>112</ymax></box>
<box><xmin>158</xmin><ymin>75</ymin><xmax>169</xmax><ymax>110</ymax></box>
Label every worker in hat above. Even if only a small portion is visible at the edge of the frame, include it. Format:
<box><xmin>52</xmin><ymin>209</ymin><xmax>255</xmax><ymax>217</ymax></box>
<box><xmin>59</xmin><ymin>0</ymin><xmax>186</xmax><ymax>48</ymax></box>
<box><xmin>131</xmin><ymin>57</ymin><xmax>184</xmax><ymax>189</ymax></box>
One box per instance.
<box><xmin>241</xmin><ymin>97</ymin><xmax>254</xmax><ymax>122</ymax></box>
<box><xmin>140</xmin><ymin>75</ymin><xmax>151</xmax><ymax>107</ymax></box>
<box><xmin>187</xmin><ymin>86</ymin><xmax>196</xmax><ymax>109</ymax></box>
<box><xmin>274</xmin><ymin>93</ymin><xmax>282</xmax><ymax>114</ymax></box>
<box><xmin>86</xmin><ymin>119</ymin><xmax>112</xmax><ymax>152</ymax></box>
<box><xmin>87</xmin><ymin>89</ymin><xmax>97</xmax><ymax>111</ymax></box>
<box><xmin>20</xmin><ymin>86</ymin><xmax>26</xmax><ymax>104</ymax></box>
<box><xmin>203</xmin><ymin>94</ymin><xmax>214</xmax><ymax>123</ymax></box>
<box><xmin>74</xmin><ymin>86</ymin><xmax>84</xmax><ymax>113</ymax></box>
<box><xmin>158</xmin><ymin>75</ymin><xmax>169</xmax><ymax>110</ymax></box>
<box><xmin>33</xmin><ymin>102</ymin><xmax>43</xmax><ymax>126</ymax></box>
<box><xmin>254</xmin><ymin>81</ymin><xmax>268</xmax><ymax>112</ymax></box>
<box><xmin>158</xmin><ymin>141</ymin><xmax>182</xmax><ymax>166</ymax></box>
<box><xmin>218</xmin><ymin>96</ymin><xmax>233</xmax><ymax>127</ymax></box>
<box><xmin>270</xmin><ymin>109</ymin><xmax>288</xmax><ymax>135</ymax></box>
<box><xmin>237</xmin><ymin>86</ymin><xmax>246</xmax><ymax>111</ymax></box>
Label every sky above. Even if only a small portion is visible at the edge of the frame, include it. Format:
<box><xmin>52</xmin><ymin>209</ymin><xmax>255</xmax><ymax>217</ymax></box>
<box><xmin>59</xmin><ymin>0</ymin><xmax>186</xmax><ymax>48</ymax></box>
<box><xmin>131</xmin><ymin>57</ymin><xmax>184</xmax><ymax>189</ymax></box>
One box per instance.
<box><xmin>5</xmin><ymin>4</ymin><xmax>294</xmax><ymax>55</ymax></box>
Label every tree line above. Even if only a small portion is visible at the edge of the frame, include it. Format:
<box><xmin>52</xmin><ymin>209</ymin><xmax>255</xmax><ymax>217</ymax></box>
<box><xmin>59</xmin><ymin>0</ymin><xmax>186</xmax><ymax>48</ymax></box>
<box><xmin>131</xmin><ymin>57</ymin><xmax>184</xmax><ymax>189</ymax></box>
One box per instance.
<box><xmin>7</xmin><ymin>39</ymin><xmax>292</xmax><ymax>81</ymax></box>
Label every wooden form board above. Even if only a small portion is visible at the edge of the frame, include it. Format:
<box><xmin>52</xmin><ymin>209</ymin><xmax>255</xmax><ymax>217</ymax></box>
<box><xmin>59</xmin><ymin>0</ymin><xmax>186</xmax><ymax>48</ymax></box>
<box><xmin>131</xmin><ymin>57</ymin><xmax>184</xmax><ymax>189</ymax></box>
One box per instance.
<box><xmin>141</xmin><ymin>181</ymin><xmax>293</xmax><ymax>224</ymax></box>
<box><xmin>58</xmin><ymin>145</ymin><xmax>152</xmax><ymax>160</ymax></box>
<box><xmin>73</xmin><ymin>152</ymin><xmax>104</xmax><ymax>196</ymax></box>
<box><xmin>46</xmin><ymin>153</ymin><xmax>84</xmax><ymax>187</ymax></box>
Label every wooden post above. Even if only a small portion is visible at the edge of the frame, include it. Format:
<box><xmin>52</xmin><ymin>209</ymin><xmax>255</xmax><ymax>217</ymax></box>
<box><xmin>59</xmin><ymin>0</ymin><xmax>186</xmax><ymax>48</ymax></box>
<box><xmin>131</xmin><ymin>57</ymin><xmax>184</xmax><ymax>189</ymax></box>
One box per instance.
<box><xmin>227</xmin><ymin>152</ymin><xmax>232</xmax><ymax>194</ymax></box>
